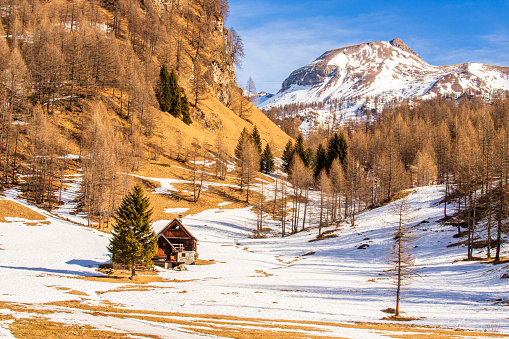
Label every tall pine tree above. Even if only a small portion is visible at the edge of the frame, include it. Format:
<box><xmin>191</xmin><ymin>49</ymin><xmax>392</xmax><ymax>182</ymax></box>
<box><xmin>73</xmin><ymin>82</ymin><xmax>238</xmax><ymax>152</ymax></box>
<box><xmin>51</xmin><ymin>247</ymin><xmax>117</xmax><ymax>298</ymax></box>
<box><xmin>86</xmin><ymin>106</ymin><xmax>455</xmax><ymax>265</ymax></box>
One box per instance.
<box><xmin>157</xmin><ymin>64</ymin><xmax>171</xmax><ymax>112</ymax></box>
<box><xmin>261</xmin><ymin>143</ymin><xmax>274</xmax><ymax>173</ymax></box>
<box><xmin>169</xmin><ymin>69</ymin><xmax>182</xmax><ymax>118</ymax></box>
<box><xmin>326</xmin><ymin>132</ymin><xmax>348</xmax><ymax>171</ymax></box>
<box><xmin>294</xmin><ymin>133</ymin><xmax>305</xmax><ymax>162</ymax></box>
<box><xmin>282</xmin><ymin>139</ymin><xmax>294</xmax><ymax>173</ymax></box>
<box><xmin>251</xmin><ymin>125</ymin><xmax>262</xmax><ymax>155</ymax></box>
<box><xmin>108</xmin><ymin>184</ymin><xmax>157</xmax><ymax>278</ymax></box>
<box><xmin>181</xmin><ymin>92</ymin><xmax>192</xmax><ymax>125</ymax></box>
<box><xmin>158</xmin><ymin>65</ymin><xmax>191</xmax><ymax>124</ymax></box>
<box><xmin>314</xmin><ymin>144</ymin><xmax>327</xmax><ymax>178</ymax></box>
<box><xmin>304</xmin><ymin>147</ymin><xmax>314</xmax><ymax>168</ymax></box>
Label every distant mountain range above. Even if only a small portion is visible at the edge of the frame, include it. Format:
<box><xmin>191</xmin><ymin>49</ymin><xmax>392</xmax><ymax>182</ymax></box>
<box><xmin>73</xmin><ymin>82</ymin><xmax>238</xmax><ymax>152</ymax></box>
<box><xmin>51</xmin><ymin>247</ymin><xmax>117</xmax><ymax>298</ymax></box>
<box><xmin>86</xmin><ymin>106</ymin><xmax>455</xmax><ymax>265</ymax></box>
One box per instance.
<box><xmin>258</xmin><ymin>38</ymin><xmax>509</xmax><ymax>121</ymax></box>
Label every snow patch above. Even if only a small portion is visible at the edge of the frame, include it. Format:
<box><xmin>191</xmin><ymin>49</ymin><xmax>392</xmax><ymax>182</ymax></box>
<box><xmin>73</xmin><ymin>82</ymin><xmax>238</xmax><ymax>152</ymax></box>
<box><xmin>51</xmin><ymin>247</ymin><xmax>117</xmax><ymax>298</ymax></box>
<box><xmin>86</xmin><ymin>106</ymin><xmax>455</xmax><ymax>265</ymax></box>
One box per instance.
<box><xmin>164</xmin><ymin>208</ymin><xmax>189</xmax><ymax>214</ymax></box>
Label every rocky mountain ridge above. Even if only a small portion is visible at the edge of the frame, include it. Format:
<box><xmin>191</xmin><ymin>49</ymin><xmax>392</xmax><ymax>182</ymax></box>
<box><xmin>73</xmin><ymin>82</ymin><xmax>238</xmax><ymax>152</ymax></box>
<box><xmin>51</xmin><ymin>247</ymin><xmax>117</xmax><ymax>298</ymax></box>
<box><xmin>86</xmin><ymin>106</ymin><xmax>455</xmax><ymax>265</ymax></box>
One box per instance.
<box><xmin>259</xmin><ymin>38</ymin><xmax>509</xmax><ymax>121</ymax></box>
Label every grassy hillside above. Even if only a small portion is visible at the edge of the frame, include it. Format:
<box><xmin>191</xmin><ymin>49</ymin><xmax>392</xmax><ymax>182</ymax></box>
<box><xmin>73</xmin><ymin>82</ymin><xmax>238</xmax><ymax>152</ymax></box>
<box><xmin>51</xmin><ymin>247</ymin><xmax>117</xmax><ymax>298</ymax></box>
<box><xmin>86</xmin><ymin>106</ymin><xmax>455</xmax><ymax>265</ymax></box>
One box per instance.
<box><xmin>0</xmin><ymin>0</ymin><xmax>290</xmax><ymax>223</ymax></box>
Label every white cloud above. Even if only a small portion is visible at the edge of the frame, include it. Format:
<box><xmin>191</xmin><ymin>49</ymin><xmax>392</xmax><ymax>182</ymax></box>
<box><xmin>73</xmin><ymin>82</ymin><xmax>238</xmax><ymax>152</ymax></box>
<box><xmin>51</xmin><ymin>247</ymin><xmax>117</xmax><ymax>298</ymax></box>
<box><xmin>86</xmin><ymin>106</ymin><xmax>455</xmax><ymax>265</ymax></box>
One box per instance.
<box><xmin>228</xmin><ymin>5</ymin><xmax>411</xmax><ymax>93</ymax></box>
<box><xmin>233</xmin><ymin>18</ymin><xmax>363</xmax><ymax>93</ymax></box>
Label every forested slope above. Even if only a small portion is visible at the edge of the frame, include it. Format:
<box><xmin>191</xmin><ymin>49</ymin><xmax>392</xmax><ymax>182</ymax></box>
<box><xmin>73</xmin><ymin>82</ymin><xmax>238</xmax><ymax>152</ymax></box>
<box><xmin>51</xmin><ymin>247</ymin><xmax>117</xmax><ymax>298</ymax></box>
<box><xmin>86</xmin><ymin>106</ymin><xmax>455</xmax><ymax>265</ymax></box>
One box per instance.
<box><xmin>283</xmin><ymin>95</ymin><xmax>509</xmax><ymax>263</ymax></box>
<box><xmin>0</xmin><ymin>0</ymin><xmax>289</xmax><ymax>223</ymax></box>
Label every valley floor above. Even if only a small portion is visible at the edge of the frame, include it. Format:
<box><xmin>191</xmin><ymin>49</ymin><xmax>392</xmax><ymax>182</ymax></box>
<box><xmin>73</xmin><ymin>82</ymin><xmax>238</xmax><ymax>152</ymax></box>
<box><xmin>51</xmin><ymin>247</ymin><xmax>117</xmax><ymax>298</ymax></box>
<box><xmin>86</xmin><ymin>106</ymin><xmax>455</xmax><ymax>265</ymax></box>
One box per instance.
<box><xmin>0</xmin><ymin>185</ymin><xmax>508</xmax><ymax>338</ymax></box>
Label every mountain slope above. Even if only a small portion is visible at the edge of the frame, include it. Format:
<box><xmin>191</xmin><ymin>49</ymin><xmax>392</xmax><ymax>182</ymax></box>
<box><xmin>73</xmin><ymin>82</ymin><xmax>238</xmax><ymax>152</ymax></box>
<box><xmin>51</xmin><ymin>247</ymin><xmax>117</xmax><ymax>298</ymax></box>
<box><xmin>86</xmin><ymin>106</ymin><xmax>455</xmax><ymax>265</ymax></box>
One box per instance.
<box><xmin>260</xmin><ymin>39</ymin><xmax>509</xmax><ymax>120</ymax></box>
<box><xmin>0</xmin><ymin>0</ymin><xmax>290</xmax><ymax>219</ymax></box>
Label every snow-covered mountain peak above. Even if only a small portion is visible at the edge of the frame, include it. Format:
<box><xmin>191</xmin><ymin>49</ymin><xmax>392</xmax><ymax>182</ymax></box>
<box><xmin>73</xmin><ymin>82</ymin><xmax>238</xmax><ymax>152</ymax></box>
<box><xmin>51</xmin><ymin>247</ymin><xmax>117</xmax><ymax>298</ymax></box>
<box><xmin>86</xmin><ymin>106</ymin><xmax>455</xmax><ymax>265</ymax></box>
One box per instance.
<box><xmin>277</xmin><ymin>39</ymin><xmax>430</xmax><ymax>95</ymax></box>
<box><xmin>260</xmin><ymin>39</ymin><xmax>509</xmax><ymax>123</ymax></box>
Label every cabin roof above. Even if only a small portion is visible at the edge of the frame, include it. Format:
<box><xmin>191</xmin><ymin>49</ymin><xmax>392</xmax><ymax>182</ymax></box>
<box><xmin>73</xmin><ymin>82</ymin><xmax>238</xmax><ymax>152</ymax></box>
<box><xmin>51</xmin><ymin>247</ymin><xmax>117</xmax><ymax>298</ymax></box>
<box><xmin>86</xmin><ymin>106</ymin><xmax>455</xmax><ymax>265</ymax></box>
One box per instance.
<box><xmin>154</xmin><ymin>218</ymin><xmax>198</xmax><ymax>241</ymax></box>
<box><xmin>160</xmin><ymin>235</ymin><xmax>177</xmax><ymax>251</ymax></box>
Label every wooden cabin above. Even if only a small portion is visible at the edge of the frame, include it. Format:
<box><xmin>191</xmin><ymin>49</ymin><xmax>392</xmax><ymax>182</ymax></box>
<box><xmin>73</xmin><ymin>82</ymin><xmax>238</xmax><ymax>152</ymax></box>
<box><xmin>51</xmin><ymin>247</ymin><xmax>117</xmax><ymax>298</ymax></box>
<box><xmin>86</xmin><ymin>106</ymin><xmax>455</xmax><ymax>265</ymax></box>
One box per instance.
<box><xmin>152</xmin><ymin>218</ymin><xmax>198</xmax><ymax>268</ymax></box>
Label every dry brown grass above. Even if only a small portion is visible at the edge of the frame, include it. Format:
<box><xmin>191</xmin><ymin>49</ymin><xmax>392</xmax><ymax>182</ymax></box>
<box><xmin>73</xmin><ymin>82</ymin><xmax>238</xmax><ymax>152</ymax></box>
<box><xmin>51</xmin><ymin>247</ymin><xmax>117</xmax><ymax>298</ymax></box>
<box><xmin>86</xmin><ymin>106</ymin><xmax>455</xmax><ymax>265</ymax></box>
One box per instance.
<box><xmin>135</xmin><ymin>91</ymin><xmax>289</xmax><ymax>170</ymax></box>
<box><xmin>96</xmin><ymin>284</ymin><xmax>171</xmax><ymax>294</ymax></box>
<box><xmin>53</xmin><ymin>286</ymin><xmax>71</xmax><ymax>291</ymax></box>
<box><xmin>350</xmin><ymin>321</ymin><xmax>508</xmax><ymax>339</ymax></box>
<box><xmin>8</xmin><ymin>316</ymin><xmax>157</xmax><ymax>339</ymax></box>
<box><xmin>309</xmin><ymin>233</ymin><xmax>339</xmax><ymax>242</ymax></box>
<box><xmin>65</xmin><ymin>290</ymin><xmax>89</xmax><ymax>296</ymax></box>
<box><xmin>24</xmin><ymin>220</ymin><xmax>52</xmax><ymax>226</ymax></box>
<box><xmin>195</xmin><ymin>259</ymin><xmax>215</xmax><ymax>265</ymax></box>
<box><xmin>76</xmin><ymin>268</ymin><xmax>167</xmax><ymax>284</ymax></box>
<box><xmin>132</xmin><ymin>161</ymin><xmax>270</xmax><ymax>224</ymax></box>
<box><xmin>476</xmin><ymin>257</ymin><xmax>509</xmax><ymax>264</ymax></box>
<box><xmin>77</xmin><ymin>275</ymin><xmax>167</xmax><ymax>284</ymax></box>
<box><xmin>0</xmin><ymin>314</ymin><xmax>14</xmax><ymax>321</ymax></box>
<box><xmin>379</xmin><ymin>189</ymin><xmax>417</xmax><ymax>207</ymax></box>
<box><xmin>0</xmin><ymin>299</ymin><xmax>502</xmax><ymax>339</ymax></box>
<box><xmin>41</xmin><ymin>302</ymin><xmax>333</xmax><ymax>338</ymax></box>
<box><xmin>0</xmin><ymin>199</ymin><xmax>47</xmax><ymax>222</ymax></box>
<box><xmin>381</xmin><ymin>315</ymin><xmax>422</xmax><ymax>321</ymax></box>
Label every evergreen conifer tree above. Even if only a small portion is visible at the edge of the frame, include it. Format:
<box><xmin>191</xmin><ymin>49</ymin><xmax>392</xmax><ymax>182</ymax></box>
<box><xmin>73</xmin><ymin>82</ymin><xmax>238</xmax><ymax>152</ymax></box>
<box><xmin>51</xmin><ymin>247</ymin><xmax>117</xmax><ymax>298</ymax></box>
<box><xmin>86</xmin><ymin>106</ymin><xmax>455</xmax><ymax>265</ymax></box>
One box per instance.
<box><xmin>261</xmin><ymin>143</ymin><xmax>274</xmax><ymax>173</ymax></box>
<box><xmin>157</xmin><ymin>64</ymin><xmax>171</xmax><ymax>112</ymax></box>
<box><xmin>282</xmin><ymin>139</ymin><xmax>294</xmax><ymax>173</ymax></box>
<box><xmin>108</xmin><ymin>184</ymin><xmax>157</xmax><ymax>278</ymax></box>
<box><xmin>314</xmin><ymin>144</ymin><xmax>327</xmax><ymax>178</ymax></box>
<box><xmin>251</xmin><ymin>125</ymin><xmax>262</xmax><ymax>155</ymax></box>
<box><xmin>169</xmin><ymin>69</ymin><xmax>182</xmax><ymax>118</ymax></box>
<box><xmin>326</xmin><ymin>132</ymin><xmax>348</xmax><ymax>171</ymax></box>
<box><xmin>181</xmin><ymin>91</ymin><xmax>192</xmax><ymax>125</ymax></box>
<box><xmin>304</xmin><ymin>147</ymin><xmax>314</xmax><ymax>168</ymax></box>
<box><xmin>294</xmin><ymin>133</ymin><xmax>306</xmax><ymax>162</ymax></box>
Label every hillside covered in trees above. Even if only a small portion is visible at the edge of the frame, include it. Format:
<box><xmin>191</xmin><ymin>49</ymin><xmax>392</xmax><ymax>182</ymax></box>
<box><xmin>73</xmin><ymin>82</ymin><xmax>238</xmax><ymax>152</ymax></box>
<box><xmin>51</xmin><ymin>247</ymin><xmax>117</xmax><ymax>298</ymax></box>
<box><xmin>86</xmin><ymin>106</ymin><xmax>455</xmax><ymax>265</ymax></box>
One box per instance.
<box><xmin>0</xmin><ymin>0</ymin><xmax>289</xmax><ymax>224</ymax></box>
<box><xmin>275</xmin><ymin>95</ymin><xmax>509</xmax><ymax>263</ymax></box>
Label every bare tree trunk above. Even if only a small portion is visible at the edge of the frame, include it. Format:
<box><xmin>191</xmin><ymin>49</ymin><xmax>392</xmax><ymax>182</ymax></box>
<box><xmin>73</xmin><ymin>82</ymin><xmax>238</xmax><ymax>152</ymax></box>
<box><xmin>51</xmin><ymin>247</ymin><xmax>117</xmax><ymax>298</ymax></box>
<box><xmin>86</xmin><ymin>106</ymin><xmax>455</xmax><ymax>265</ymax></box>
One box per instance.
<box><xmin>11</xmin><ymin>117</ymin><xmax>22</xmax><ymax>183</ymax></box>
<box><xmin>395</xmin><ymin>234</ymin><xmax>402</xmax><ymax>316</ymax></box>
<box><xmin>495</xmin><ymin>182</ymin><xmax>504</xmax><ymax>263</ymax></box>
<box><xmin>319</xmin><ymin>190</ymin><xmax>324</xmax><ymax>237</ymax></box>
<box><xmin>281</xmin><ymin>182</ymin><xmax>286</xmax><ymax>237</ymax></box>
<box><xmin>457</xmin><ymin>196</ymin><xmax>461</xmax><ymax>236</ymax></box>
<box><xmin>466</xmin><ymin>194</ymin><xmax>472</xmax><ymax>260</ymax></box>
<box><xmin>444</xmin><ymin>176</ymin><xmax>449</xmax><ymax>218</ymax></box>
<box><xmin>193</xmin><ymin>141</ymin><xmax>198</xmax><ymax>202</ymax></box>
<box><xmin>487</xmin><ymin>187</ymin><xmax>492</xmax><ymax>258</ymax></box>
<box><xmin>273</xmin><ymin>170</ymin><xmax>278</xmax><ymax>215</ymax></box>
<box><xmin>195</xmin><ymin>144</ymin><xmax>206</xmax><ymax>202</ymax></box>
<box><xmin>258</xmin><ymin>180</ymin><xmax>264</xmax><ymax>234</ymax></box>
<box><xmin>302</xmin><ymin>188</ymin><xmax>308</xmax><ymax>231</ymax></box>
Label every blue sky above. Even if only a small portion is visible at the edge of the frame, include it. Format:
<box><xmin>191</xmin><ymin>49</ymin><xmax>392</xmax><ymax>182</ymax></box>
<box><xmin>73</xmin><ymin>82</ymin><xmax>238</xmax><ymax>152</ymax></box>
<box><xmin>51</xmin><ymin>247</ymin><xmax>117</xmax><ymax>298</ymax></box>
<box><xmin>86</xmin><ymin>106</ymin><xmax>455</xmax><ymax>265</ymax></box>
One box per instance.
<box><xmin>226</xmin><ymin>0</ymin><xmax>509</xmax><ymax>94</ymax></box>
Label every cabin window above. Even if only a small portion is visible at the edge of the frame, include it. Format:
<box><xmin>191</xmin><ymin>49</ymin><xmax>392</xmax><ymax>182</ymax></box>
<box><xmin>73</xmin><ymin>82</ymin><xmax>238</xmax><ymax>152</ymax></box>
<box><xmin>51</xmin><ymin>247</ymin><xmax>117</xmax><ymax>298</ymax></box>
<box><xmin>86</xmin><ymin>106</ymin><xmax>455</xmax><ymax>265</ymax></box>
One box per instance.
<box><xmin>182</xmin><ymin>253</ymin><xmax>186</xmax><ymax>257</ymax></box>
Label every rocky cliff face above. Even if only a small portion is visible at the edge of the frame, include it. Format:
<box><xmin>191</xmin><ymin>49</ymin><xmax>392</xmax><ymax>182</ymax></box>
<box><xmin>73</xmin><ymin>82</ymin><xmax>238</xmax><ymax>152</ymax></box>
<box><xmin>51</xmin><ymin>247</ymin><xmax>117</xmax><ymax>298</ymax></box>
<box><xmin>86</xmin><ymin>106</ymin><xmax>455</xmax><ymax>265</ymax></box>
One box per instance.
<box><xmin>158</xmin><ymin>0</ymin><xmax>238</xmax><ymax>107</ymax></box>
<box><xmin>261</xmin><ymin>39</ymin><xmax>509</xmax><ymax>119</ymax></box>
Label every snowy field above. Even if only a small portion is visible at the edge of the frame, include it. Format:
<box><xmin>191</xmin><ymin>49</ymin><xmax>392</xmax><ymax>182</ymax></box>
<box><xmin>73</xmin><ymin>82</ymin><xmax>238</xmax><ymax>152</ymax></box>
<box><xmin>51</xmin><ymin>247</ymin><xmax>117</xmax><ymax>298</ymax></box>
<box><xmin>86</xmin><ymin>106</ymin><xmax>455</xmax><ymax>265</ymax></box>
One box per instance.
<box><xmin>0</xmin><ymin>185</ymin><xmax>508</xmax><ymax>337</ymax></box>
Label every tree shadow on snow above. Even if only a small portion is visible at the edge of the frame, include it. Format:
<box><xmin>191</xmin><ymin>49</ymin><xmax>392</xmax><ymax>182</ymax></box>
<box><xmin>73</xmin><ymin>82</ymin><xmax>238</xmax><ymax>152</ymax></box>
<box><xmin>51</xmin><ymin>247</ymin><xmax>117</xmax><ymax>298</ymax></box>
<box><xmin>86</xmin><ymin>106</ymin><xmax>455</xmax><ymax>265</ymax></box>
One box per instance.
<box><xmin>66</xmin><ymin>259</ymin><xmax>107</xmax><ymax>268</ymax></box>
<box><xmin>0</xmin><ymin>264</ymin><xmax>101</xmax><ymax>276</ymax></box>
